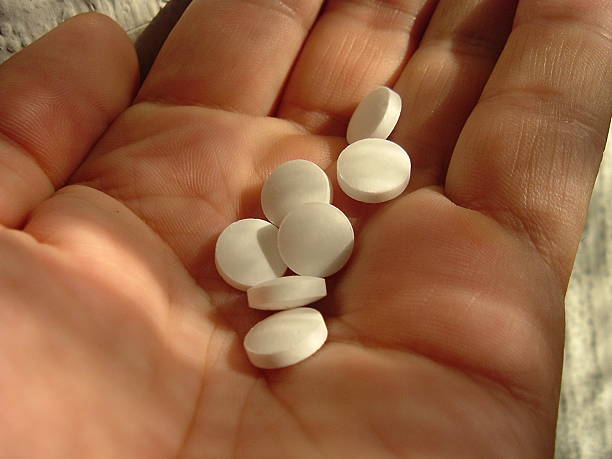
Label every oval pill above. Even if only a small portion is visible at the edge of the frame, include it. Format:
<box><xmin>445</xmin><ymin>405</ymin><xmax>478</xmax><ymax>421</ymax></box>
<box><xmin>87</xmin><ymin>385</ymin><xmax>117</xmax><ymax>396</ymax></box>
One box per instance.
<box><xmin>247</xmin><ymin>276</ymin><xmax>327</xmax><ymax>310</ymax></box>
<box><xmin>261</xmin><ymin>160</ymin><xmax>333</xmax><ymax>226</ymax></box>
<box><xmin>215</xmin><ymin>219</ymin><xmax>287</xmax><ymax>291</ymax></box>
<box><xmin>337</xmin><ymin>138</ymin><xmax>411</xmax><ymax>203</ymax></box>
<box><xmin>244</xmin><ymin>307</ymin><xmax>328</xmax><ymax>369</ymax></box>
<box><xmin>346</xmin><ymin>86</ymin><xmax>402</xmax><ymax>144</ymax></box>
<box><xmin>278</xmin><ymin>202</ymin><xmax>354</xmax><ymax>277</ymax></box>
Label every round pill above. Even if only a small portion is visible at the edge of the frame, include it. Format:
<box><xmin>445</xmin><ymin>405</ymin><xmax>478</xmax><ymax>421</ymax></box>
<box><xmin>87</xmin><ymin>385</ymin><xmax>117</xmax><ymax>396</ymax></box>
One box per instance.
<box><xmin>337</xmin><ymin>138</ymin><xmax>411</xmax><ymax>203</ymax></box>
<box><xmin>278</xmin><ymin>203</ymin><xmax>354</xmax><ymax>277</ymax></box>
<box><xmin>346</xmin><ymin>86</ymin><xmax>402</xmax><ymax>144</ymax></box>
<box><xmin>244</xmin><ymin>307</ymin><xmax>328</xmax><ymax>369</ymax></box>
<box><xmin>261</xmin><ymin>159</ymin><xmax>333</xmax><ymax>226</ymax></box>
<box><xmin>247</xmin><ymin>276</ymin><xmax>327</xmax><ymax>310</ymax></box>
<box><xmin>215</xmin><ymin>219</ymin><xmax>287</xmax><ymax>291</ymax></box>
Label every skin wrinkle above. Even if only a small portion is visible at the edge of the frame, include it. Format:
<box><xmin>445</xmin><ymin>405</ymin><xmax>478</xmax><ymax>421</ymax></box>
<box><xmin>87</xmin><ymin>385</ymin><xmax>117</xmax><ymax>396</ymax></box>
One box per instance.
<box><xmin>485</xmin><ymin>24</ymin><xmax>609</xmax><ymax>103</ymax></box>
<box><xmin>455</xmin><ymin>198</ymin><xmax>569</xmax><ymax>291</ymax></box>
<box><xmin>457</xmin><ymin>370</ymin><xmax>537</xmax><ymax>455</ymax></box>
<box><xmin>477</xmin><ymin>91</ymin><xmax>607</xmax><ymax>165</ymax></box>
<box><xmin>0</xmin><ymin>98</ymin><xmax>72</xmax><ymax>182</ymax></box>
<box><xmin>264</xmin><ymin>378</ymin><xmax>329</xmax><ymax>459</ymax></box>
<box><xmin>0</xmin><ymin>145</ymin><xmax>54</xmax><ymax>227</ymax></box>
<box><xmin>468</xmin><ymin>105</ymin><xmax>599</xmax><ymax>281</ymax></box>
<box><xmin>328</xmin><ymin>32</ymin><xmax>360</xmax><ymax>97</ymax></box>
<box><xmin>0</xmin><ymin>39</ymin><xmax>135</xmax><ymax>184</ymax></box>
<box><xmin>515</xmin><ymin>4</ymin><xmax>612</xmax><ymax>43</ymax></box>
<box><xmin>327</xmin><ymin>340</ymin><xmax>542</xmax><ymax>456</ymax></box>
<box><xmin>275</xmin><ymin>34</ymin><xmax>343</xmax><ymax>123</ymax></box>
<box><xmin>430</xmin><ymin>33</ymin><xmax>502</xmax><ymax>61</ymax></box>
<box><xmin>229</xmin><ymin>378</ymin><xmax>252</xmax><ymax>459</ymax></box>
<box><xmin>390</xmin><ymin>1</ymin><xmax>519</xmax><ymax>191</ymax></box>
<box><xmin>342</xmin><ymin>36</ymin><xmax>372</xmax><ymax>92</ymax></box>
<box><xmin>426</xmin><ymin>18</ymin><xmax>507</xmax><ymax>61</ymax></box>
<box><xmin>277</xmin><ymin>0</ymin><xmax>434</xmax><ymax>133</ymax></box>
<box><xmin>76</xmin><ymin>177</ymin><xmax>209</xmax><ymax>273</ymax></box>
<box><xmin>174</xmin><ymin>325</ymin><xmax>231</xmax><ymax>459</ymax></box>
<box><xmin>337</xmin><ymin>0</ymin><xmax>422</xmax><ymax>33</ymax></box>
<box><xmin>248</xmin><ymin>0</ymin><xmax>321</xmax><ymax>33</ymax></box>
<box><xmin>451</xmin><ymin>43</ymin><xmax>609</xmax><ymax>279</ymax></box>
<box><xmin>0</xmin><ymin>234</ymin><xmax>186</xmax><ymax>453</ymax></box>
<box><xmin>80</xmin><ymin>137</ymin><xmax>239</xmax><ymax>231</ymax></box>
<box><xmin>283</xmin><ymin>31</ymin><xmax>389</xmax><ymax>126</ymax></box>
<box><xmin>329</xmin><ymin>313</ymin><xmax>545</xmax><ymax>419</ymax></box>
<box><xmin>0</xmin><ymin>131</ymin><xmax>56</xmax><ymax>192</ymax></box>
<box><xmin>276</xmin><ymin>102</ymin><xmax>348</xmax><ymax>134</ymax></box>
<box><xmin>138</xmin><ymin>0</ymin><xmax>322</xmax><ymax>115</ymax></box>
<box><xmin>365</xmin><ymin>414</ymin><xmax>406</xmax><ymax>459</ymax></box>
<box><xmin>139</xmin><ymin>93</ymin><xmax>246</xmax><ymax>115</ymax></box>
<box><xmin>335</xmin><ymin>192</ymin><xmax>562</xmax><ymax>405</ymax></box>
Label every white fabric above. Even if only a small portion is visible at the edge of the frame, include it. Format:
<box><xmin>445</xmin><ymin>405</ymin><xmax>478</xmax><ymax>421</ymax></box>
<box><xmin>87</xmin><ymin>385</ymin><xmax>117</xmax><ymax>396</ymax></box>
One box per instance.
<box><xmin>0</xmin><ymin>0</ymin><xmax>166</xmax><ymax>62</ymax></box>
<box><xmin>557</xmin><ymin>124</ymin><xmax>612</xmax><ymax>459</ymax></box>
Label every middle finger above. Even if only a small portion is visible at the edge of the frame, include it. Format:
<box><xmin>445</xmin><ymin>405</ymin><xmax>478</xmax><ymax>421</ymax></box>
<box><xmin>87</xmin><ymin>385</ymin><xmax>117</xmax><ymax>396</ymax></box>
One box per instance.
<box><xmin>277</xmin><ymin>0</ymin><xmax>438</xmax><ymax>135</ymax></box>
<box><xmin>391</xmin><ymin>0</ymin><xmax>518</xmax><ymax>189</ymax></box>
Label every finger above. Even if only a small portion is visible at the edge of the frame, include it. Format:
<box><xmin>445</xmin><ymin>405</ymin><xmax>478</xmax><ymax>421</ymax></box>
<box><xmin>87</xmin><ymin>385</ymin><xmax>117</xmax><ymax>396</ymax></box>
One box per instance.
<box><xmin>135</xmin><ymin>0</ymin><xmax>193</xmax><ymax>80</ymax></box>
<box><xmin>276</xmin><ymin>0</ymin><xmax>438</xmax><ymax>135</ymax></box>
<box><xmin>391</xmin><ymin>0</ymin><xmax>518</xmax><ymax>189</ymax></box>
<box><xmin>0</xmin><ymin>13</ymin><xmax>138</xmax><ymax>228</ymax></box>
<box><xmin>445</xmin><ymin>0</ymin><xmax>612</xmax><ymax>283</ymax></box>
<box><xmin>137</xmin><ymin>0</ymin><xmax>323</xmax><ymax>115</ymax></box>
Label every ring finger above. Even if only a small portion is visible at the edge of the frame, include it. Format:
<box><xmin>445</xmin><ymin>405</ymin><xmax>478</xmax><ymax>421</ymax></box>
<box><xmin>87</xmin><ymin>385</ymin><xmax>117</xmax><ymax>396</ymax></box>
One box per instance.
<box><xmin>276</xmin><ymin>0</ymin><xmax>438</xmax><ymax>135</ymax></box>
<box><xmin>392</xmin><ymin>0</ymin><xmax>518</xmax><ymax>189</ymax></box>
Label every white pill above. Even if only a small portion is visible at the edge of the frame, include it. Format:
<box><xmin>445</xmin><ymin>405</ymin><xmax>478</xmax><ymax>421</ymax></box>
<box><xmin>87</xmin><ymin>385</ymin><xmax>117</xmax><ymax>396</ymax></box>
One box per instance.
<box><xmin>337</xmin><ymin>138</ymin><xmax>411</xmax><ymax>203</ymax></box>
<box><xmin>247</xmin><ymin>276</ymin><xmax>327</xmax><ymax>310</ymax></box>
<box><xmin>278</xmin><ymin>203</ymin><xmax>354</xmax><ymax>277</ymax></box>
<box><xmin>346</xmin><ymin>86</ymin><xmax>402</xmax><ymax>144</ymax></box>
<box><xmin>261</xmin><ymin>160</ymin><xmax>333</xmax><ymax>226</ymax></box>
<box><xmin>215</xmin><ymin>219</ymin><xmax>287</xmax><ymax>291</ymax></box>
<box><xmin>244</xmin><ymin>307</ymin><xmax>328</xmax><ymax>369</ymax></box>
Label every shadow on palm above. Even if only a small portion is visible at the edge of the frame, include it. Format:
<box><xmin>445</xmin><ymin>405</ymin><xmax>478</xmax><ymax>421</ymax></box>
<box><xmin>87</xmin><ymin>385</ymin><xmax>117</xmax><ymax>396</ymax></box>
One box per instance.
<box><xmin>65</xmin><ymin>97</ymin><xmax>555</xmax><ymax>458</ymax></box>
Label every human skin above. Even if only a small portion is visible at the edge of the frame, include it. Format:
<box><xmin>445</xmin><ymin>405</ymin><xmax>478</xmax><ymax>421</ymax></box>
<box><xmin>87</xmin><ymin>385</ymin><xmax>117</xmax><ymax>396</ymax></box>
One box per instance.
<box><xmin>0</xmin><ymin>1</ymin><xmax>610</xmax><ymax>457</ymax></box>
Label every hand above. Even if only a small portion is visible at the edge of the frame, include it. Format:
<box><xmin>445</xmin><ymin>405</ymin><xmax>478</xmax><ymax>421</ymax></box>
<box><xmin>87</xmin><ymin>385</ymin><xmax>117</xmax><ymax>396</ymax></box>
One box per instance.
<box><xmin>0</xmin><ymin>2</ymin><xmax>610</xmax><ymax>457</ymax></box>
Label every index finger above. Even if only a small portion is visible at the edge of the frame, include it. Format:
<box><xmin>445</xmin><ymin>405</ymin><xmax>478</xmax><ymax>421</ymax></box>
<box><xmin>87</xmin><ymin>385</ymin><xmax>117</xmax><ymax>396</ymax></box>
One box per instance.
<box><xmin>138</xmin><ymin>0</ymin><xmax>322</xmax><ymax>115</ymax></box>
<box><xmin>0</xmin><ymin>13</ymin><xmax>138</xmax><ymax>228</ymax></box>
<box><xmin>445</xmin><ymin>0</ymin><xmax>612</xmax><ymax>283</ymax></box>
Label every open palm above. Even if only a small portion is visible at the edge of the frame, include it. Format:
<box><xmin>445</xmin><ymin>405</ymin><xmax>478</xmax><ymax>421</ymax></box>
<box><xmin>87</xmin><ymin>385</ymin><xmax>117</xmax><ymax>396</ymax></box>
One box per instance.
<box><xmin>1</xmin><ymin>1</ymin><xmax>610</xmax><ymax>458</ymax></box>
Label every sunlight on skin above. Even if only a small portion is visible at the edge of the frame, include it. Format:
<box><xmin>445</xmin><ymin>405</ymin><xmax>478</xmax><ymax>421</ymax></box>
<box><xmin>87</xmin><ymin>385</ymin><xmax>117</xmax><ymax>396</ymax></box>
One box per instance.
<box><xmin>1</xmin><ymin>98</ymin><xmax>562</xmax><ymax>457</ymax></box>
<box><xmin>67</xmin><ymin>101</ymin><xmax>562</xmax><ymax>457</ymax></box>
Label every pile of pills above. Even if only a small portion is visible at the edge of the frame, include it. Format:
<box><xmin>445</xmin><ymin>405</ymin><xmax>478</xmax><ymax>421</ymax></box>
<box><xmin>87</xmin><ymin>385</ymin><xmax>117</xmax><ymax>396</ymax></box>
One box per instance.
<box><xmin>215</xmin><ymin>87</ymin><xmax>410</xmax><ymax>369</ymax></box>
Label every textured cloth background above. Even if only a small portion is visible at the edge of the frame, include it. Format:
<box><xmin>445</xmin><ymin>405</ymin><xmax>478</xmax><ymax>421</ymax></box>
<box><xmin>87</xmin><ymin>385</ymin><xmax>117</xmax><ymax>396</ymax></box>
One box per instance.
<box><xmin>0</xmin><ymin>0</ymin><xmax>166</xmax><ymax>52</ymax></box>
<box><xmin>558</xmin><ymin>126</ymin><xmax>612</xmax><ymax>459</ymax></box>
<box><xmin>0</xmin><ymin>1</ymin><xmax>610</xmax><ymax>457</ymax></box>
